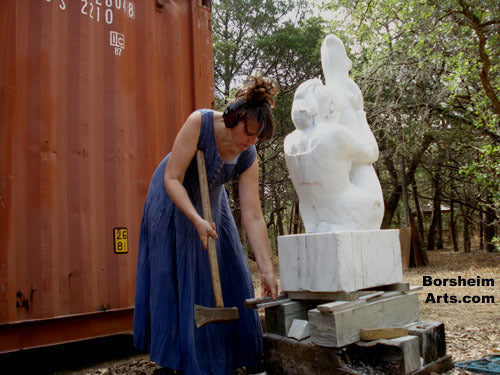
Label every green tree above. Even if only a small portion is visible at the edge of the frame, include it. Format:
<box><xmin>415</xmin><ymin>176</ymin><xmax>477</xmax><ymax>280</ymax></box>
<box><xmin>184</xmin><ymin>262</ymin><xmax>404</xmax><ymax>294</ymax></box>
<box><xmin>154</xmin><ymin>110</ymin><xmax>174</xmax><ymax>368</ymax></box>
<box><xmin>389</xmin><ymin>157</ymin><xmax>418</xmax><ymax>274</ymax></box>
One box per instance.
<box><xmin>212</xmin><ymin>0</ymin><xmax>325</xmax><ymax>253</ymax></box>
<box><xmin>322</xmin><ymin>0</ymin><xmax>499</xmax><ymax>251</ymax></box>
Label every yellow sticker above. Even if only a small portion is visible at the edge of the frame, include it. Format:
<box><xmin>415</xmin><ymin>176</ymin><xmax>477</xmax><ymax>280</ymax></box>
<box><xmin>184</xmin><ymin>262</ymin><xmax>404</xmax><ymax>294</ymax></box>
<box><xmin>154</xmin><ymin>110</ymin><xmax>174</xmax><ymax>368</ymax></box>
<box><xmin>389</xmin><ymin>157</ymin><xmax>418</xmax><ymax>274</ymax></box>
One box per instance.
<box><xmin>113</xmin><ymin>227</ymin><xmax>128</xmax><ymax>254</ymax></box>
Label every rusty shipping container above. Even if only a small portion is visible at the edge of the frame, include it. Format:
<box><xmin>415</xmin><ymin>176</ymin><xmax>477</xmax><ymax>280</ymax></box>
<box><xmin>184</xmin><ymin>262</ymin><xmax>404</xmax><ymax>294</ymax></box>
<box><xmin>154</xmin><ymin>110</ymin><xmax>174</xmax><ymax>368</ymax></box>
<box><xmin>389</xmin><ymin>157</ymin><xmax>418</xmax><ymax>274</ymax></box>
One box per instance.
<box><xmin>0</xmin><ymin>0</ymin><xmax>214</xmax><ymax>353</ymax></box>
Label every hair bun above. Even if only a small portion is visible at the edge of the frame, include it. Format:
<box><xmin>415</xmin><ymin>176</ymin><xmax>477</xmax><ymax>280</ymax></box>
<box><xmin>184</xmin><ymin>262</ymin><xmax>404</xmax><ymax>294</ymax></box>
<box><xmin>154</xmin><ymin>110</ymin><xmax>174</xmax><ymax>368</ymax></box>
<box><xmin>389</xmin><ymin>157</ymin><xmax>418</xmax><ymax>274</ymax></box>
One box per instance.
<box><xmin>236</xmin><ymin>75</ymin><xmax>279</xmax><ymax>108</ymax></box>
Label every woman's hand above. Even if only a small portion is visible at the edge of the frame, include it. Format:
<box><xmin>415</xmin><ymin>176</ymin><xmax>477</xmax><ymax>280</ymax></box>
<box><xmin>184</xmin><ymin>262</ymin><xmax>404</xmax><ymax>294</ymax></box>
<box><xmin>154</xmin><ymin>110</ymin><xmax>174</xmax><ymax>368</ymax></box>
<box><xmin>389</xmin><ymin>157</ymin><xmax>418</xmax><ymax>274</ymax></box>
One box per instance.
<box><xmin>195</xmin><ymin>217</ymin><xmax>218</xmax><ymax>250</ymax></box>
<box><xmin>260</xmin><ymin>272</ymin><xmax>279</xmax><ymax>299</ymax></box>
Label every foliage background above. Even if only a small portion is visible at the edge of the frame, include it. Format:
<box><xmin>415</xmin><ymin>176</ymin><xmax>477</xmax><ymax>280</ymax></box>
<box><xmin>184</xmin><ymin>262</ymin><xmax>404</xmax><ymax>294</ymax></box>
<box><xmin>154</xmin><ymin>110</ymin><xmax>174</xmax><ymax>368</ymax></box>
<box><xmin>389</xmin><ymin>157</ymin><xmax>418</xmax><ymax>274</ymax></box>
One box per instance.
<box><xmin>212</xmin><ymin>0</ymin><xmax>500</xmax><ymax>254</ymax></box>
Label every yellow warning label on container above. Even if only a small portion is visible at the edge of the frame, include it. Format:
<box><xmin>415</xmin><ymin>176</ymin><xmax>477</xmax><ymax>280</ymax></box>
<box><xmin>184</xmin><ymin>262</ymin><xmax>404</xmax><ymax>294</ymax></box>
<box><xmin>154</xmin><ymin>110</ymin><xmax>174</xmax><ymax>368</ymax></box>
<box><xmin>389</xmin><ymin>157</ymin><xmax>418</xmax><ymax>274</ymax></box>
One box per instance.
<box><xmin>113</xmin><ymin>227</ymin><xmax>128</xmax><ymax>254</ymax></box>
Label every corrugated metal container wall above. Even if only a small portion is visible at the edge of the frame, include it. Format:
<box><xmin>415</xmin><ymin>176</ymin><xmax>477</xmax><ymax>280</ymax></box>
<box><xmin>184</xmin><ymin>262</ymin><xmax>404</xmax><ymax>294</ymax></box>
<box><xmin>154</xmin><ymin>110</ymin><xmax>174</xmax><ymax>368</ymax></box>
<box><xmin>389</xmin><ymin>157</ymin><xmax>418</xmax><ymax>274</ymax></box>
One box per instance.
<box><xmin>0</xmin><ymin>0</ymin><xmax>213</xmax><ymax>353</ymax></box>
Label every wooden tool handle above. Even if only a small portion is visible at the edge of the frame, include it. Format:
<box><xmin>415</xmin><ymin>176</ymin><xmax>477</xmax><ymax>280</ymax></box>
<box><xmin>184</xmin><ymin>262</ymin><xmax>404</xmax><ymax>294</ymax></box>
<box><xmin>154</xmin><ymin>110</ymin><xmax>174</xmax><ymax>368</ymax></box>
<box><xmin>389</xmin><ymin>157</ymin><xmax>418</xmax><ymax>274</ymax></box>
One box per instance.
<box><xmin>196</xmin><ymin>150</ymin><xmax>224</xmax><ymax>308</ymax></box>
<box><xmin>244</xmin><ymin>293</ymin><xmax>290</xmax><ymax>309</ymax></box>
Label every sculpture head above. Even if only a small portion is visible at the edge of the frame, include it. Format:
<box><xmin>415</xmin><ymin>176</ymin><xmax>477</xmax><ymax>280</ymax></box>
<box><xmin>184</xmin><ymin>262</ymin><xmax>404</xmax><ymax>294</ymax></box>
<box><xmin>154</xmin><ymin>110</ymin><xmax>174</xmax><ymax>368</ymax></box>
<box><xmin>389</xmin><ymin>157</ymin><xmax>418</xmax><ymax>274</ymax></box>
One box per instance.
<box><xmin>291</xmin><ymin>79</ymin><xmax>338</xmax><ymax>130</ymax></box>
<box><xmin>291</xmin><ymin>79</ymin><xmax>320</xmax><ymax>130</ymax></box>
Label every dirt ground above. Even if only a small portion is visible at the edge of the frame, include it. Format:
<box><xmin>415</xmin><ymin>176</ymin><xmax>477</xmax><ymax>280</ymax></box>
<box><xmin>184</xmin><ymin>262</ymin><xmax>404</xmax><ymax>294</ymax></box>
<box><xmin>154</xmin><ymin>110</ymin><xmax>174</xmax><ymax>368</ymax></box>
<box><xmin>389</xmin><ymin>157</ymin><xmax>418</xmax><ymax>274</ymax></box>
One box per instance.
<box><xmin>5</xmin><ymin>249</ymin><xmax>499</xmax><ymax>375</ymax></box>
<box><xmin>402</xmin><ymin>249</ymin><xmax>500</xmax><ymax>374</ymax></box>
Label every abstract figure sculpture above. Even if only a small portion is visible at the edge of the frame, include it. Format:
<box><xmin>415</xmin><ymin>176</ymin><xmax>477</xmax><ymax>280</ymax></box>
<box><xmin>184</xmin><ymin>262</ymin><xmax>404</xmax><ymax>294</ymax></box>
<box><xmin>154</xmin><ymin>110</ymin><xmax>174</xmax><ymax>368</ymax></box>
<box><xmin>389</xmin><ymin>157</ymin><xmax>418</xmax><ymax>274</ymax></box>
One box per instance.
<box><xmin>284</xmin><ymin>34</ymin><xmax>384</xmax><ymax>232</ymax></box>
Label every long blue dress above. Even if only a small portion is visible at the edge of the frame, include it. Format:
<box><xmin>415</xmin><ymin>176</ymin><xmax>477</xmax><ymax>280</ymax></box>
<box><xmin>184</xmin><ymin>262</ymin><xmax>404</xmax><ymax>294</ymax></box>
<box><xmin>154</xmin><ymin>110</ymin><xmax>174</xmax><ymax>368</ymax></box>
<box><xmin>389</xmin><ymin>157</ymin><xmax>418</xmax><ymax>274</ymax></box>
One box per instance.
<box><xmin>133</xmin><ymin>109</ymin><xmax>263</xmax><ymax>374</ymax></box>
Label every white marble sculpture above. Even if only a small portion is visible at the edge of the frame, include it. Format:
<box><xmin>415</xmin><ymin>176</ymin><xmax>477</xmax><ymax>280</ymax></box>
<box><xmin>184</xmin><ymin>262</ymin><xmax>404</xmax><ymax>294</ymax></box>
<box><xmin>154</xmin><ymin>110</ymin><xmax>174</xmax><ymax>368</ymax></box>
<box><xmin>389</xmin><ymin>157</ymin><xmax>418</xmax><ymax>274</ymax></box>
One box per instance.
<box><xmin>284</xmin><ymin>34</ymin><xmax>384</xmax><ymax>232</ymax></box>
<box><xmin>279</xmin><ymin>35</ymin><xmax>402</xmax><ymax>294</ymax></box>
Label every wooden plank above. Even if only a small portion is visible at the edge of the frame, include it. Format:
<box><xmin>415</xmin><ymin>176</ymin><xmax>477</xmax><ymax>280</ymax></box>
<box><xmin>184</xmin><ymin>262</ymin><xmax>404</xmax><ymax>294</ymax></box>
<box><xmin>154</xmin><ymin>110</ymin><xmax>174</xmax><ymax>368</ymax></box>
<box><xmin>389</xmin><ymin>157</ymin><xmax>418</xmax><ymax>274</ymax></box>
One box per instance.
<box><xmin>359</xmin><ymin>291</ymin><xmax>385</xmax><ymax>300</ymax></box>
<box><xmin>361</xmin><ymin>282</ymin><xmax>410</xmax><ymax>292</ymax></box>
<box><xmin>412</xmin><ymin>354</ymin><xmax>453</xmax><ymax>375</ymax></box>
<box><xmin>405</xmin><ymin>285</ymin><xmax>423</xmax><ymax>293</ymax></box>
<box><xmin>244</xmin><ymin>293</ymin><xmax>289</xmax><ymax>309</ymax></box>
<box><xmin>360</xmin><ymin>327</ymin><xmax>409</xmax><ymax>341</ymax></box>
<box><xmin>365</xmin><ymin>291</ymin><xmax>403</xmax><ymax>303</ymax></box>
<box><xmin>254</xmin><ymin>298</ymin><xmax>293</xmax><ymax>309</ymax></box>
<box><xmin>308</xmin><ymin>293</ymin><xmax>420</xmax><ymax>348</ymax></box>
<box><xmin>287</xmin><ymin>290</ymin><xmax>360</xmax><ymax>301</ymax></box>
<box><xmin>399</xmin><ymin>226</ymin><xmax>412</xmax><ymax>270</ymax></box>
<box><xmin>318</xmin><ymin>300</ymin><xmax>366</xmax><ymax>314</ymax></box>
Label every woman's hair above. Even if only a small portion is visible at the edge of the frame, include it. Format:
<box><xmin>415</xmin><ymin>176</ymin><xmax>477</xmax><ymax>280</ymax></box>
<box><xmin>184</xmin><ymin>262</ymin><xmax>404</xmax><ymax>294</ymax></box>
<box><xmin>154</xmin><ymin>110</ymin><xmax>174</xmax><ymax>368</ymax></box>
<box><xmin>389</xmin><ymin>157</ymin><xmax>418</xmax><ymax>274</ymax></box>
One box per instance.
<box><xmin>225</xmin><ymin>76</ymin><xmax>278</xmax><ymax>141</ymax></box>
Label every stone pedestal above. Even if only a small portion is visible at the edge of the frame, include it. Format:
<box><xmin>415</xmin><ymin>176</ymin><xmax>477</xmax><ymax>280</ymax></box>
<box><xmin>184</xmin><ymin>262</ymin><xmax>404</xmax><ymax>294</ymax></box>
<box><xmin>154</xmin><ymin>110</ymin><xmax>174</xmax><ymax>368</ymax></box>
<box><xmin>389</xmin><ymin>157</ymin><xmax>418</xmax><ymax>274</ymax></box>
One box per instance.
<box><xmin>278</xmin><ymin>230</ymin><xmax>403</xmax><ymax>293</ymax></box>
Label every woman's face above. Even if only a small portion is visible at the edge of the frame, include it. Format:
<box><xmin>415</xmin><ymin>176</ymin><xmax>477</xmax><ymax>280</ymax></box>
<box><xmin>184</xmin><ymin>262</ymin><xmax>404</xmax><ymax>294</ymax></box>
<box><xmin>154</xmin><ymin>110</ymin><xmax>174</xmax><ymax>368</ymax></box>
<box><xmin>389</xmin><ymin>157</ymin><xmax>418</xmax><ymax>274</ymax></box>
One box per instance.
<box><xmin>231</xmin><ymin>118</ymin><xmax>259</xmax><ymax>151</ymax></box>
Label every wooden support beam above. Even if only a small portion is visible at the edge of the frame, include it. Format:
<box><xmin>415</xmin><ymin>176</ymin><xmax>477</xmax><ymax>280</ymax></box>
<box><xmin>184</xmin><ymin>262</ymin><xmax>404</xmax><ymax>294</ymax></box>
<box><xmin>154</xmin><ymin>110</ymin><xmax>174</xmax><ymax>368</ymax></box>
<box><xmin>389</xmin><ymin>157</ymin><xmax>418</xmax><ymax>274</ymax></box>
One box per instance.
<box><xmin>359</xmin><ymin>291</ymin><xmax>385</xmax><ymax>300</ymax></box>
<box><xmin>405</xmin><ymin>285</ymin><xmax>423</xmax><ymax>293</ymax></box>
<box><xmin>286</xmin><ymin>290</ymin><xmax>360</xmax><ymax>301</ymax></box>
<box><xmin>318</xmin><ymin>300</ymin><xmax>366</xmax><ymax>314</ymax></box>
<box><xmin>360</xmin><ymin>327</ymin><xmax>409</xmax><ymax>341</ymax></box>
<box><xmin>244</xmin><ymin>294</ymin><xmax>291</xmax><ymax>309</ymax></box>
<box><xmin>361</xmin><ymin>282</ymin><xmax>410</xmax><ymax>292</ymax></box>
<box><xmin>412</xmin><ymin>354</ymin><xmax>453</xmax><ymax>375</ymax></box>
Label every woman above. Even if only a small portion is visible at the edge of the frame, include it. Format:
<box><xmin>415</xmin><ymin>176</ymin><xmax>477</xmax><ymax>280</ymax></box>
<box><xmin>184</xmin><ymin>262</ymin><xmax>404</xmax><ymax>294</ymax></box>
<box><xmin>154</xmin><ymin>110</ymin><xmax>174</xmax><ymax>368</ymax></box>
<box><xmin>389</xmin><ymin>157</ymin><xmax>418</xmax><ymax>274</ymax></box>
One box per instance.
<box><xmin>133</xmin><ymin>76</ymin><xmax>279</xmax><ymax>375</ymax></box>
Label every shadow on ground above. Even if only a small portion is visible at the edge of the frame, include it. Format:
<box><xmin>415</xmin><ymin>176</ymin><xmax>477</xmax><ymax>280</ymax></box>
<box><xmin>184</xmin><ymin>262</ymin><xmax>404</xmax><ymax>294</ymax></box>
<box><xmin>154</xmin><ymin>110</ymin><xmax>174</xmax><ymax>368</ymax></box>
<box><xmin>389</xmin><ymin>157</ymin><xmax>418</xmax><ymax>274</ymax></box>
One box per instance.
<box><xmin>0</xmin><ymin>334</ymin><xmax>147</xmax><ymax>375</ymax></box>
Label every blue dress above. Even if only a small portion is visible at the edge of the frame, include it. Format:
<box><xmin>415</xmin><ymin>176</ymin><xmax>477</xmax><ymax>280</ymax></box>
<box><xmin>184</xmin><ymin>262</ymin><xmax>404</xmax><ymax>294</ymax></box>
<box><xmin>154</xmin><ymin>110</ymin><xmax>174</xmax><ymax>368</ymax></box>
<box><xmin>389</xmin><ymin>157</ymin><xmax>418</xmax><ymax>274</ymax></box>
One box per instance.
<box><xmin>133</xmin><ymin>109</ymin><xmax>263</xmax><ymax>374</ymax></box>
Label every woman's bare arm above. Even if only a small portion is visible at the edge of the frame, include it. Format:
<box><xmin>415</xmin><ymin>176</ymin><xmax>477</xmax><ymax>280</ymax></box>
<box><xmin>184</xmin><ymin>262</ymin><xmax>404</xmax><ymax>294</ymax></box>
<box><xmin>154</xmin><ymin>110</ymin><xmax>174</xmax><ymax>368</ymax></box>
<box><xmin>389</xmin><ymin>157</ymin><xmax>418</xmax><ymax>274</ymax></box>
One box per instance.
<box><xmin>238</xmin><ymin>159</ymin><xmax>278</xmax><ymax>298</ymax></box>
<box><xmin>164</xmin><ymin>111</ymin><xmax>217</xmax><ymax>248</ymax></box>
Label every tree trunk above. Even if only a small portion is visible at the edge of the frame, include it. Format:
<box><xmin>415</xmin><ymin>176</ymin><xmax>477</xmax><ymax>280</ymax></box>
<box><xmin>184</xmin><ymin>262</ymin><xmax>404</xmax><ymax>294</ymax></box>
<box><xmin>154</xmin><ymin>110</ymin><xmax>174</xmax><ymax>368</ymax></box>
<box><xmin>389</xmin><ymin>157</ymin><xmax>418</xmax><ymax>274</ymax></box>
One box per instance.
<box><xmin>382</xmin><ymin>188</ymin><xmax>402</xmax><ymax>229</ymax></box>
<box><xmin>461</xmin><ymin>204</ymin><xmax>471</xmax><ymax>253</ymax></box>
<box><xmin>276</xmin><ymin>206</ymin><xmax>285</xmax><ymax>236</ymax></box>
<box><xmin>479</xmin><ymin>209</ymin><xmax>484</xmax><ymax>250</ymax></box>
<box><xmin>268</xmin><ymin>207</ymin><xmax>277</xmax><ymax>255</ymax></box>
<box><xmin>427</xmin><ymin>187</ymin><xmax>437</xmax><ymax>251</ymax></box>
<box><xmin>381</xmin><ymin>133</ymin><xmax>434</xmax><ymax>229</ymax></box>
<box><xmin>411</xmin><ymin>179</ymin><xmax>425</xmax><ymax>242</ymax></box>
<box><xmin>435</xmin><ymin>179</ymin><xmax>444</xmax><ymax>249</ymax></box>
<box><xmin>463</xmin><ymin>222</ymin><xmax>471</xmax><ymax>253</ymax></box>
<box><xmin>427</xmin><ymin>176</ymin><xmax>444</xmax><ymax>250</ymax></box>
<box><xmin>398</xmin><ymin>141</ymin><xmax>411</xmax><ymax>227</ymax></box>
<box><xmin>450</xmin><ymin>200</ymin><xmax>459</xmax><ymax>252</ymax></box>
<box><xmin>293</xmin><ymin>200</ymin><xmax>301</xmax><ymax>234</ymax></box>
<box><xmin>381</xmin><ymin>152</ymin><xmax>401</xmax><ymax>229</ymax></box>
<box><xmin>273</xmin><ymin>193</ymin><xmax>284</xmax><ymax>255</ymax></box>
<box><xmin>485</xmin><ymin>200</ymin><xmax>497</xmax><ymax>252</ymax></box>
<box><xmin>409</xmin><ymin>213</ymin><xmax>429</xmax><ymax>267</ymax></box>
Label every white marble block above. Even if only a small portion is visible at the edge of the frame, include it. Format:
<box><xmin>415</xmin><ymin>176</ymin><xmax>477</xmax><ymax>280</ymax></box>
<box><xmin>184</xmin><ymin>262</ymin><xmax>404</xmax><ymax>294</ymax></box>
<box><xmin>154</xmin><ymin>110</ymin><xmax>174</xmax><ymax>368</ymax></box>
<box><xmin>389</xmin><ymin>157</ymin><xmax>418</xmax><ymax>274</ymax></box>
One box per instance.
<box><xmin>287</xmin><ymin>319</ymin><xmax>311</xmax><ymax>341</ymax></box>
<box><xmin>279</xmin><ymin>230</ymin><xmax>403</xmax><ymax>292</ymax></box>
